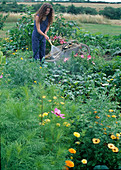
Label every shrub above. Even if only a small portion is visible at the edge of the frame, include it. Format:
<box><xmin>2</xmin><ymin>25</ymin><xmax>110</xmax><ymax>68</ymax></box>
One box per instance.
<box><xmin>99</xmin><ymin>7</ymin><xmax>121</xmax><ymax>19</ymax></box>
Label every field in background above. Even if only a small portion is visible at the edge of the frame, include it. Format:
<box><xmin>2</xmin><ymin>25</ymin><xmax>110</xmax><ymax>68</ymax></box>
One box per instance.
<box><xmin>17</xmin><ymin>2</ymin><xmax>121</xmax><ymax>11</ymax></box>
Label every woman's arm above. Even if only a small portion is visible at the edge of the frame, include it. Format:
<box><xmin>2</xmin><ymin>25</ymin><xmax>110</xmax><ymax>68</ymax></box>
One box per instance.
<box><xmin>45</xmin><ymin>25</ymin><xmax>50</xmax><ymax>35</ymax></box>
<box><xmin>35</xmin><ymin>15</ymin><xmax>49</xmax><ymax>40</ymax></box>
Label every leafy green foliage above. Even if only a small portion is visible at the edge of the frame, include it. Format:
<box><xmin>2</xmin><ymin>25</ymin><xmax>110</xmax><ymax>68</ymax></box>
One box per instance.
<box><xmin>0</xmin><ymin>13</ymin><xmax>9</xmax><ymax>30</ymax></box>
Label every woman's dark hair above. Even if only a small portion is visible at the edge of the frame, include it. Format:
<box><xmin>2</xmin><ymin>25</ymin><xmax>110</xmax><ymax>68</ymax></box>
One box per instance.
<box><xmin>35</xmin><ymin>3</ymin><xmax>54</xmax><ymax>26</ymax></box>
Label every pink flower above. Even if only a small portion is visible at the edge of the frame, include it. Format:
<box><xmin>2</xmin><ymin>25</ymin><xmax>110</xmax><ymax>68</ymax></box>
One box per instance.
<box><xmin>64</xmin><ymin>58</ymin><xmax>69</xmax><ymax>62</ymax></box>
<box><xmin>51</xmin><ymin>108</ymin><xmax>65</xmax><ymax>119</ymax></box>
<box><xmin>92</xmin><ymin>61</ymin><xmax>95</xmax><ymax>65</ymax></box>
<box><xmin>53</xmin><ymin>35</ymin><xmax>57</xmax><ymax>40</ymax></box>
<box><xmin>0</xmin><ymin>75</ymin><xmax>3</xmax><ymax>78</ymax></box>
<box><xmin>74</xmin><ymin>53</ymin><xmax>78</xmax><ymax>57</ymax></box>
<box><xmin>87</xmin><ymin>55</ymin><xmax>91</xmax><ymax>60</ymax></box>
<box><xmin>81</xmin><ymin>55</ymin><xmax>84</xmax><ymax>58</ymax></box>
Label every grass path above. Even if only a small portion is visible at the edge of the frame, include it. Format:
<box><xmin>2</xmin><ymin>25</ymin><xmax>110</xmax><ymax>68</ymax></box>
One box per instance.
<box><xmin>80</xmin><ymin>23</ymin><xmax>121</xmax><ymax>35</ymax></box>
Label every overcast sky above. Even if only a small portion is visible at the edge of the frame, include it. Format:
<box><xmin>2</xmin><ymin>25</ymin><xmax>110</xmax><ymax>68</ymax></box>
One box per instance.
<box><xmin>89</xmin><ymin>0</ymin><xmax>121</xmax><ymax>2</ymax></box>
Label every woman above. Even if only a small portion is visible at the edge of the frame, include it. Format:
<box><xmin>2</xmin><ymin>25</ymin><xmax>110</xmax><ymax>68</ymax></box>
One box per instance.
<box><xmin>32</xmin><ymin>3</ymin><xmax>54</xmax><ymax>62</ymax></box>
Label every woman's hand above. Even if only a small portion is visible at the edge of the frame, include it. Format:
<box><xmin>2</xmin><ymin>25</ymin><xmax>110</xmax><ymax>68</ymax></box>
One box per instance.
<box><xmin>44</xmin><ymin>34</ymin><xmax>49</xmax><ymax>40</ymax></box>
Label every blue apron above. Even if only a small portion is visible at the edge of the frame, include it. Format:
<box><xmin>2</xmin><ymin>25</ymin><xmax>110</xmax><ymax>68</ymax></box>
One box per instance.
<box><xmin>32</xmin><ymin>15</ymin><xmax>48</xmax><ymax>61</ymax></box>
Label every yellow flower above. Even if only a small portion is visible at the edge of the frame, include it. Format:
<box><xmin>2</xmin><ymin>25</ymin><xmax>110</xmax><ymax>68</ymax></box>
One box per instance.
<box><xmin>44</xmin><ymin>119</ymin><xmax>50</xmax><ymax>122</ymax></box>
<box><xmin>108</xmin><ymin>143</ymin><xmax>115</xmax><ymax>149</ymax></box>
<box><xmin>34</xmin><ymin>81</ymin><xmax>37</xmax><ymax>83</ymax></box>
<box><xmin>68</xmin><ymin>148</ymin><xmax>76</xmax><ymax>154</ymax></box>
<box><xmin>112</xmin><ymin>147</ymin><xmax>119</xmax><ymax>153</ymax></box>
<box><xmin>48</xmin><ymin>100</ymin><xmax>52</xmax><ymax>102</ymax></box>
<box><xmin>40</xmin><ymin>67</ymin><xmax>42</xmax><ymax>69</ymax></box>
<box><xmin>110</xmin><ymin>79</ymin><xmax>113</xmax><ymax>81</ymax></box>
<box><xmin>92</xmin><ymin>138</ymin><xmax>100</xmax><ymax>144</ymax></box>
<box><xmin>56</xmin><ymin>123</ymin><xmax>60</xmax><ymax>127</ymax></box>
<box><xmin>104</xmin><ymin>132</ymin><xmax>107</xmax><ymax>135</ymax></box>
<box><xmin>61</xmin><ymin>96</ymin><xmax>64</xmax><ymax>98</ymax></box>
<box><xmin>39</xmin><ymin>122</ymin><xmax>45</xmax><ymax>126</ymax></box>
<box><xmin>75</xmin><ymin>141</ymin><xmax>80</xmax><ymax>145</ymax></box>
<box><xmin>95</xmin><ymin>116</ymin><xmax>100</xmax><ymax>119</ymax></box>
<box><xmin>53</xmin><ymin>96</ymin><xmax>57</xmax><ymax>99</ymax></box>
<box><xmin>104</xmin><ymin>128</ymin><xmax>106</xmax><ymax>131</ymax></box>
<box><xmin>42</xmin><ymin>96</ymin><xmax>46</xmax><ymax>98</ymax></box>
<box><xmin>26</xmin><ymin>48</ymin><xmax>28</xmax><ymax>50</ymax></box>
<box><xmin>70</xmin><ymin>156</ymin><xmax>73</xmax><ymax>159</ymax></box>
<box><xmin>65</xmin><ymin>160</ymin><xmax>74</xmax><ymax>168</ymax></box>
<box><xmin>66</xmin><ymin>123</ymin><xmax>71</xmax><ymax>127</ymax></box>
<box><xmin>12</xmin><ymin>53</ymin><xmax>15</xmax><ymax>55</ymax></box>
<box><xmin>39</xmin><ymin>114</ymin><xmax>42</xmax><ymax>117</ymax></box>
<box><xmin>112</xmin><ymin>115</ymin><xmax>116</xmax><ymax>118</ymax></box>
<box><xmin>95</xmin><ymin>121</ymin><xmax>98</xmax><ymax>124</ymax></box>
<box><xmin>94</xmin><ymin>111</ymin><xmax>97</xmax><ymax>113</ymax></box>
<box><xmin>73</xmin><ymin>132</ymin><xmax>80</xmax><ymax>138</ymax></box>
<box><xmin>109</xmin><ymin>109</ymin><xmax>113</xmax><ymax>112</ymax></box>
<box><xmin>116</xmin><ymin>133</ymin><xmax>120</xmax><ymax>137</ymax></box>
<box><xmin>107</xmin><ymin>115</ymin><xmax>110</xmax><ymax>117</ymax></box>
<box><xmin>111</xmin><ymin>135</ymin><xmax>116</xmax><ymax>139</ymax></box>
<box><xmin>43</xmin><ymin>112</ymin><xmax>48</xmax><ymax>117</ymax></box>
<box><xmin>21</xmin><ymin>57</ymin><xmax>23</xmax><ymax>60</ymax></box>
<box><xmin>60</xmin><ymin>102</ymin><xmax>65</xmax><ymax>105</ymax></box>
<box><xmin>63</xmin><ymin>122</ymin><xmax>68</xmax><ymax>125</ymax></box>
<box><xmin>81</xmin><ymin>159</ymin><xmax>87</xmax><ymax>164</ymax></box>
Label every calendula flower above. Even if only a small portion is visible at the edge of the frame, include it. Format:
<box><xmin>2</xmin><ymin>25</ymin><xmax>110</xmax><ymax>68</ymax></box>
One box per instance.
<box><xmin>109</xmin><ymin>109</ymin><xmax>113</xmax><ymax>112</ymax></box>
<box><xmin>81</xmin><ymin>159</ymin><xmax>87</xmax><ymax>164</ymax></box>
<box><xmin>42</xmin><ymin>96</ymin><xmax>46</xmax><ymax>98</ymax></box>
<box><xmin>21</xmin><ymin>57</ymin><xmax>23</xmax><ymax>60</ymax></box>
<box><xmin>56</xmin><ymin>123</ymin><xmax>60</xmax><ymax>127</ymax></box>
<box><xmin>63</xmin><ymin>122</ymin><xmax>68</xmax><ymax>125</ymax></box>
<box><xmin>94</xmin><ymin>111</ymin><xmax>97</xmax><ymax>113</ymax></box>
<box><xmin>40</xmin><ymin>67</ymin><xmax>42</xmax><ymax>69</ymax></box>
<box><xmin>70</xmin><ymin>156</ymin><xmax>73</xmax><ymax>159</ymax></box>
<box><xmin>73</xmin><ymin>132</ymin><xmax>80</xmax><ymax>138</ymax></box>
<box><xmin>43</xmin><ymin>112</ymin><xmax>48</xmax><ymax>117</ymax></box>
<box><xmin>44</xmin><ymin>119</ymin><xmax>50</xmax><ymax>122</ymax></box>
<box><xmin>116</xmin><ymin>133</ymin><xmax>120</xmax><ymax>137</ymax></box>
<box><xmin>68</xmin><ymin>148</ymin><xmax>76</xmax><ymax>154</ymax></box>
<box><xmin>12</xmin><ymin>53</ymin><xmax>15</xmax><ymax>55</ymax></box>
<box><xmin>75</xmin><ymin>141</ymin><xmax>80</xmax><ymax>145</ymax></box>
<box><xmin>63</xmin><ymin>166</ymin><xmax>69</xmax><ymax>170</ymax></box>
<box><xmin>65</xmin><ymin>160</ymin><xmax>74</xmax><ymax>168</ymax></box>
<box><xmin>66</xmin><ymin>123</ymin><xmax>71</xmax><ymax>127</ymax></box>
<box><xmin>60</xmin><ymin>102</ymin><xmax>65</xmax><ymax>105</ymax></box>
<box><xmin>95</xmin><ymin>116</ymin><xmax>100</xmax><ymax>119</ymax></box>
<box><xmin>51</xmin><ymin>108</ymin><xmax>65</xmax><ymax>119</ymax></box>
<box><xmin>110</xmin><ymin>79</ymin><xmax>113</xmax><ymax>81</ymax></box>
<box><xmin>53</xmin><ymin>96</ymin><xmax>57</xmax><ymax>99</ymax></box>
<box><xmin>108</xmin><ymin>143</ymin><xmax>115</xmax><ymax>149</ymax></box>
<box><xmin>34</xmin><ymin>81</ymin><xmax>37</xmax><ymax>83</ymax></box>
<box><xmin>104</xmin><ymin>128</ymin><xmax>106</xmax><ymax>131</ymax></box>
<box><xmin>112</xmin><ymin>147</ymin><xmax>119</xmax><ymax>152</ymax></box>
<box><xmin>92</xmin><ymin>138</ymin><xmax>100</xmax><ymax>144</ymax></box>
<box><xmin>107</xmin><ymin>115</ymin><xmax>110</xmax><ymax>117</ymax></box>
<box><xmin>26</xmin><ymin>48</ymin><xmax>28</xmax><ymax>50</ymax></box>
<box><xmin>112</xmin><ymin>115</ymin><xmax>116</xmax><ymax>118</ymax></box>
<box><xmin>116</xmin><ymin>137</ymin><xmax>119</xmax><ymax>139</ymax></box>
<box><xmin>111</xmin><ymin>135</ymin><xmax>116</xmax><ymax>139</ymax></box>
<box><xmin>48</xmin><ymin>100</ymin><xmax>52</xmax><ymax>102</ymax></box>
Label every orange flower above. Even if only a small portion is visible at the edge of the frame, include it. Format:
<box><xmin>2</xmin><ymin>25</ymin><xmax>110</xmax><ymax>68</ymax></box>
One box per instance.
<box><xmin>108</xmin><ymin>143</ymin><xmax>115</xmax><ymax>149</ymax></box>
<box><xmin>63</xmin><ymin>166</ymin><xmax>69</xmax><ymax>170</ymax></box>
<box><xmin>112</xmin><ymin>147</ymin><xmax>119</xmax><ymax>152</ymax></box>
<box><xmin>68</xmin><ymin>148</ymin><xmax>76</xmax><ymax>154</ymax></box>
<box><xmin>65</xmin><ymin>160</ymin><xmax>74</xmax><ymax>168</ymax></box>
<box><xmin>94</xmin><ymin>111</ymin><xmax>97</xmax><ymax>113</ymax></box>
<box><xmin>81</xmin><ymin>159</ymin><xmax>87</xmax><ymax>164</ymax></box>
<box><xmin>95</xmin><ymin>116</ymin><xmax>100</xmax><ymax>119</ymax></box>
<box><xmin>92</xmin><ymin>138</ymin><xmax>100</xmax><ymax>144</ymax></box>
<box><xmin>111</xmin><ymin>135</ymin><xmax>116</xmax><ymax>139</ymax></box>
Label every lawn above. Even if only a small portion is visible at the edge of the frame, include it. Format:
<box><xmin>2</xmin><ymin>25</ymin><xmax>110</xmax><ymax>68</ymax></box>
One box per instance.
<box><xmin>80</xmin><ymin>23</ymin><xmax>121</xmax><ymax>36</ymax></box>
